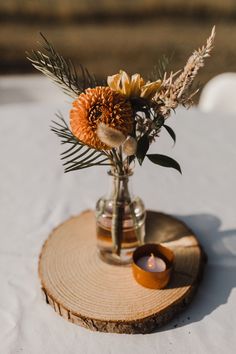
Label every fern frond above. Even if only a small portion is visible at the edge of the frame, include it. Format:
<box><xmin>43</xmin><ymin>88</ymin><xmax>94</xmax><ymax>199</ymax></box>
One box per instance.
<box><xmin>26</xmin><ymin>33</ymin><xmax>98</xmax><ymax>98</ymax></box>
<box><xmin>149</xmin><ymin>53</ymin><xmax>174</xmax><ymax>81</ymax></box>
<box><xmin>51</xmin><ymin>113</ymin><xmax>111</xmax><ymax>172</ymax></box>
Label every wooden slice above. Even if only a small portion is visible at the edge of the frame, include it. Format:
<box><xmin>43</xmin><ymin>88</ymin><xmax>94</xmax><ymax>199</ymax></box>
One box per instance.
<box><xmin>39</xmin><ymin>210</ymin><xmax>205</xmax><ymax>334</ymax></box>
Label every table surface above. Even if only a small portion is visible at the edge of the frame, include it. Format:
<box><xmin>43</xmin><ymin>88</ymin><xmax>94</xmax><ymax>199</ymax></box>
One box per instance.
<box><xmin>0</xmin><ymin>75</ymin><xmax>235</xmax><ymax>354</ymax></box>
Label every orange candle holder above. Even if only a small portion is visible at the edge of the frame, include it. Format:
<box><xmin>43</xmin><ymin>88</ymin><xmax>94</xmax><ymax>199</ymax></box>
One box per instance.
<box><xmin>132</xmin><ymin>243</ymin><xmax>174</xmax><ymax>289</ymax></box>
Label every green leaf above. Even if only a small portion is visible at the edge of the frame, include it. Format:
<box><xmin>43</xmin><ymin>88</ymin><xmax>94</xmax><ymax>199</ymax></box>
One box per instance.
<box><xmin>156</xmin><ymin>115</ymin><xmax>165</xmax><ymax>127</ymax></box>
<box><xmin>151</xmin><ymin>115</ymin><xmax>164</xmax><ymax>131</ymax></box>
<box><xmin>163</xmin><ymin>124</ymin><xmax>176</xmax><ymax>144</ymax></box>
<box><xmin>136</xmin><ymin>133</ymin><xmax>150</xmax><ymax>165</ymax></box>
<box><xmin>147</xmin><ymin>154</ymin><xmax>181</xmax><ymax>173</ymax></box>
<box><xmin>127</xmin><ymin>155</ymin><xmax>135</xmax><ymax>165</ymax></box>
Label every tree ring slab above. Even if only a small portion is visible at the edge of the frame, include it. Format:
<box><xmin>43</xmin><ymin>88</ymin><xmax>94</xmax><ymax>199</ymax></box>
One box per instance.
<box><xmin>39</xmin><ymin>210</ymin><xmax>205</xmax><ymax>334</ymax></box>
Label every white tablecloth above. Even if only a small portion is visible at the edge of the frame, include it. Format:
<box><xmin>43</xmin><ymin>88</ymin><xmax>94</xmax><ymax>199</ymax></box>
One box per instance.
<box><xmin>0</xmin><ymin>75</ymin><xmax>235</xmax><ymax>354</ymax></box>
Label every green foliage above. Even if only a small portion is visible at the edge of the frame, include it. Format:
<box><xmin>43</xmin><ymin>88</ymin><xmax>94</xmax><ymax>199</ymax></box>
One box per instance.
<box><xmin>136</xmin><ymin>133</ymin><xmax>150</xmax><ymax>165</ymax></box>
<box><xmin>51</xmin><ymin>113</ymin><xmax>110</xmax><ymax>172</ymax></box>
<box><xmin>130</xmin><ymin>97</ymin><xmax>151</xmax><ymax>119</ymax></box>
<box><xmin>149</xmin><ymin>53</ymin><xmax>174</xmax><ymax>81</ymax></box>
<box><xmin>163</xmin><ymin>124</ymin><xmax>176</xmax><ymax>144</ymax></box>
<box><xmin>26</xmin><ymin>33</ymin><xmax>98</xmax><ymax>98</ymax></box>
<box><xmin>147</xmin><ymin>154</ymin><xmax>181</xmax><ymax>173</ymax></box>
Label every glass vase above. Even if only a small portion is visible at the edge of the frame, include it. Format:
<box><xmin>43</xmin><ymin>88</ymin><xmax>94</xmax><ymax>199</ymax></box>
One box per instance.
<box><xmin>96</xmin><ymin>171</ymin><xmax>146</xmax><ymax>265</ymax></box>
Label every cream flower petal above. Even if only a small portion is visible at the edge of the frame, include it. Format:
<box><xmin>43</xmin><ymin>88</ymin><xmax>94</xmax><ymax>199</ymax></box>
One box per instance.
<box><xmin>140</xmin><ymin>80</ymin><xmax>162</xmax><ymax>99</ymax></box>
<box><xmin>120</xmin><ymin>70</ymin><xmax>131</xmax><ymax>96</ymax></box>
<box><xmin>130</xmin><ymin>73</ymin><xmax>143</xmax><ymax>97</ymax></box>
<box><xmin>107</xmin><ymin>73</ymin><xmax>121</xmax><ymax>92</ymax></box>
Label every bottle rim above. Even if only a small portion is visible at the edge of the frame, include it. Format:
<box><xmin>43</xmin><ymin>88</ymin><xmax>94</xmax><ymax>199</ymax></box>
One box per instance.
<box><xmin>107</xmin><ymin>169</ymin><xmax>133</xmax><ymax>178</ymax></box>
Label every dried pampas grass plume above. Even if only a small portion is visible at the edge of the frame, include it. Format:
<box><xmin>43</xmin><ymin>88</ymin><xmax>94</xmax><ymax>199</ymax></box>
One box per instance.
<box><xmin>155</xmin><ymin>26</ymin><xmax>216</xmax><ymax>117</ymax></box>
<box><xmin>173</xmin><ymin>26</ymin><xmax>216</xmax><ymax>98</ymax></box>
<box><xmin>97</xmin><ymin>123</ymin><xmax>126</xmax><ymax>148</ymax></box>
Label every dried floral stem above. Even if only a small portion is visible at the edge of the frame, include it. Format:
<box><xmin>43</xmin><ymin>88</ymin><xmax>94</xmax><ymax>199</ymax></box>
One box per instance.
<box><xmin>155</xmin><ymin>26</ymin><xmax>216</xmax><ymax>117</ymax></box>
<box><xmin>110</xmin><ymin>148</ymin><xmax>143</xmax><ymax>255</ymax></box>
<box><xmin>173</xmin><ymin>26</ymin><xmax>215</xmax><ymax>98</ymax></box>
<box><xmin>111</xmin><ymin>176</ymin><xmax>123</xmax><ymax>256</ymax></box>
<box><xmin>111</xmin><ymin>149</ymin><xmax>125</xmax><ymax>256</ymax></box>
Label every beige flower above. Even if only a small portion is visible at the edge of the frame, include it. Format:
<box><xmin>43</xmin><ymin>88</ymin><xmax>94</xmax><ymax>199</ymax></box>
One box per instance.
<box><xmin>107</xmin><ymin>70</ymin><xmax>161</xmax><ymax>100</ymax></box>
<box><xmin>122</xmin><ymin>136</ymin><xmax>137</xmax><ymax>156</ymax></box>
<box><xmin>97</xmin><ymin>123</ymin><xmax>126</xmax><ymax>148</ymax></box>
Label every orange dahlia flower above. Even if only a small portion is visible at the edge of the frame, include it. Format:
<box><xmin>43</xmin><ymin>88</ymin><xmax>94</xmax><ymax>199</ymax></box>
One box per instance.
<box><xmin>70</xmin><ymin>86</ymin><xmax>133</xmax><ymax>150</ymax></box>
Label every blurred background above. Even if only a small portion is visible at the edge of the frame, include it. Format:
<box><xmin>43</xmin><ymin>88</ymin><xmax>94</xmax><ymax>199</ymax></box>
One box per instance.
<box><xmin>0</xmin><ymin>0</ymin><xmax>236</xmax><ymax>96</ymax></box>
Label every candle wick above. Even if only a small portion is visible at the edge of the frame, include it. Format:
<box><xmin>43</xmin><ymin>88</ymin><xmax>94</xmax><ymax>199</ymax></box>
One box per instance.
<box><xmin>147</xmin><ymin>253</ymin><xmax>155</xmax><ymax>269</ymax></box>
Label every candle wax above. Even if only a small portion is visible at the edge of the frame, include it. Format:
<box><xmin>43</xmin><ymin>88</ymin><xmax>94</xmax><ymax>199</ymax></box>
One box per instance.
<box><xmin>136</xmin><ymin>253</ymin><xmax>166</xmax><ymax>272</ymax></box>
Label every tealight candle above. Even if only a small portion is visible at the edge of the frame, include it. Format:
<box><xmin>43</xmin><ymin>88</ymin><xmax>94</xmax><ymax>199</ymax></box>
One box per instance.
<box><xmin>132</xmin><ymin>244</ymin><xmax>174</xmax><ymax>289</ymax></box>
<box><xmin>136</xmin><ymin>253</ymin><xmax>166</xmax><ymax>272</ymax></box>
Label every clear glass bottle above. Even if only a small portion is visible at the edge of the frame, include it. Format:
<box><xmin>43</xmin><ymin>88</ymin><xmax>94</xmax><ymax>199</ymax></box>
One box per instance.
<box><xmin>96</xmin><ymin>171</ymin><xmax>146</xmax><ymax>265</ymax></box>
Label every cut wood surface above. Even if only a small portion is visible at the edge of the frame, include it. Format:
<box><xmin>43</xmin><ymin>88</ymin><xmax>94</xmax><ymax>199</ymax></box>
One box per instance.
<box><xmin>39</xmin><ymin>210</ymin><xmax>205</xmax><ymax>334</ymax></box>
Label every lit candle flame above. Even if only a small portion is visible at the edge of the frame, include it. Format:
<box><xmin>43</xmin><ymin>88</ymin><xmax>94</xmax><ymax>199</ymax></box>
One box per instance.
<box><xmin>147</xmin><ymin>253</ymin><xmax>156</xmax><ymax>270</ymax></box>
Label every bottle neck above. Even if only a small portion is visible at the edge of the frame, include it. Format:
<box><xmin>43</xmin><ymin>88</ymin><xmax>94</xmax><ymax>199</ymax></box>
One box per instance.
<box><xmin>107</xmin><ymin>169</ymin><xmax>133</xmax><ymax>179</ymax></box>
<box><xmin>107</xmin><ymin>170</ymin><xmax>133</xmax><ymax>201</ymax></box>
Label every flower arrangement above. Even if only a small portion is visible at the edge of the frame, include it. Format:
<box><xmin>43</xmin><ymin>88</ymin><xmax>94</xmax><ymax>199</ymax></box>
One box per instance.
<box><xmin>27</xmin><ymin>28</ymin><xmax>215</xmax><ymax>263</ymax></box>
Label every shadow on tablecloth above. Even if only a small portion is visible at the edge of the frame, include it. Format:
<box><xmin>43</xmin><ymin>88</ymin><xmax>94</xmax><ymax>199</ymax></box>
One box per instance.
<box><xmin>152</xmin><ymin>212</ymin><xmax>236</xmax><ymax>332</ymax></box>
